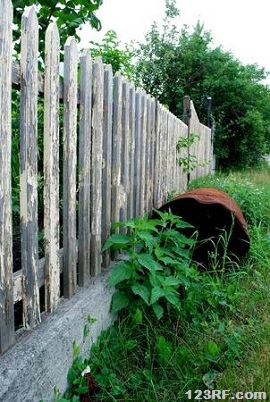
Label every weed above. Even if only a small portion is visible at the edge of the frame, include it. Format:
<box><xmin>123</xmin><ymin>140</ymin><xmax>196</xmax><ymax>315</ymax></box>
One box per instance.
<box><xmin>102</xmin><ymin>210</ymin><xmax>196</xmax><ymax>320</ymax></box>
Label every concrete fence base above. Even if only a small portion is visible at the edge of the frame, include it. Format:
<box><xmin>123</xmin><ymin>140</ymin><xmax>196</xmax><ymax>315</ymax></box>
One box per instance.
<box><xmin>0</xmin><ymin>270</ymin><xmax>114</xmax><ymax>402</ymax></box>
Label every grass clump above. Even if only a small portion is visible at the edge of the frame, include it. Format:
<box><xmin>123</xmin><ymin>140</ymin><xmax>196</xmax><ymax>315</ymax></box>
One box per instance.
<box><xmin>54</xmin><ymin>167</ymin><xmax>270</xmax><ymax>401</ymax></box>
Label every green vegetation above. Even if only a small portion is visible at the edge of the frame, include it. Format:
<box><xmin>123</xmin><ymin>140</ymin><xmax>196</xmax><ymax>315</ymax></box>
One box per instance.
<box><xmin>54</xmin><ymin>166</ymin><xmax>270</xmax><ymax>401</ymax></box>
<box><xmin>103</xmin><ymin>211</ymin><xmax>195</xmax><ymax>320</ymax></box>
<box><xmin>135</xmin><ymin>0</ymin><xmax>270</xmax><ymax>169</ymax></box>
<box><xmin>89</xmin><ymin>30</ymin><xmax>137</xmax><ymax>82</ymax></box>
<box><xmin>13</xmin><ymin>0</ymin><xmax>103</xmax><ymax>60</ymax></box>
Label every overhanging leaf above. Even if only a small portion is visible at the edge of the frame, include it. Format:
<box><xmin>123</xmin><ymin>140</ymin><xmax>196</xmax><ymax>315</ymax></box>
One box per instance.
<box><xmin>102</xmin><ymin>233</ymin><xmax>130</xmax><ymax>252</ymax></box>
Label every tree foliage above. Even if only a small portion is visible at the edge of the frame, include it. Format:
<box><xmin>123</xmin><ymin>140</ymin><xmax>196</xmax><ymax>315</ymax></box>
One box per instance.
<box><xmin>13</xmin><ymin>0</ymin><xmax>103</xmax><ymax>59</ymax></box>
<box><xmin>89</xmin><ymin>30</ymin><xmax>136</xmax><ymax>81</ymax></box>
<box><xmin>135</xmin><ymin>0</ymin><xmax>270</xmax><ymax>169</ymax></box>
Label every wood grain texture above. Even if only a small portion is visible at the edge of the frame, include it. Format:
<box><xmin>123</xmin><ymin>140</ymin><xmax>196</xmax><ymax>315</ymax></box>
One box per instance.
<box><xmin>20</xmin><ymin>5</ymin><xmax>41</xmax><ymax>329</ymax></box>
<box><xmin>0</xmin><ymin>0</ymin><xmax>15</xmax><ymax>353</ymax></box>
<box><xmin>63</xmin><ymin>36</ymin><xmax>78</xmax><ymax>298</ymax></box>
<box><xmin>43</xmin><ymin>22</ymin><xmax>60</xmax><ymax>311</ymax></box>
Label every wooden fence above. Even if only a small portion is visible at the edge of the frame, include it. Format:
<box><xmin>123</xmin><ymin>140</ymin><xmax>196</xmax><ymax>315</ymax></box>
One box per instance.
<box><xmin>0</xmin><ymin>0</ymin><xmax>213</xmax><ymax>354</ymax></box>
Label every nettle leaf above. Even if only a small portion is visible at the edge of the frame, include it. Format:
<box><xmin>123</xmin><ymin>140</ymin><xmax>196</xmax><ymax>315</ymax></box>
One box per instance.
<box><xmin>160</xmin><ymin>256</ymin><xmax>180</xmax><ymax>266</ymax></box>
<box><xmin>108</xmin><ymin>262</ymin><xmax>133</xmax><ymax>286</ymax></box>
<box><xmin>207</xmin><ymin>340</ymin><xmax>220</xmax><ymax>356</ymax></box>
<box><xmin>156</xmin><ymin>336</ymin><xmax>173</xmax><ymax>365</ymax></box>
<box><xmin>137</xmin><ymin>253</ymin><xmax>163</xmax><ymax>271</ymax></box>
<box><xmin>175</xmin><ymin>233</ymin><xmax>195</xmax><ymax>247</ymax></box>
<box><xmin>163</xmin><ymin>291</ymin><xmax>181</xmax><ymax>310</ymax></box>
<box><xmin>152</xmin><ymin>302</ymin><xmax>164</xmax><ymax>320</ymax></box>
<box><xmin>131</xmin><ymin>284</ymin><xmax>150</xmax><ymax>305</ymax></box>
<box><xmin>111</xmin><ymin>291</ymin><xmax>129</xmax><ymax>313</ymax></box>
<box><xmin>102</xmin><ymin>233</ymin><xmax>130</xmax><ymax>252</ymax></box>
<box><xmin>175</xmin><ymin>220</ymin><xmax>194</xmax><ymax>229</ymax></box>
<box><xmin>149</xmin><ymin>272</ymin><xmax>162</xmax><ymax>287</ymax></box>
<box><xmin>154</xmin><ymin>245</ymin><xmax>164</xmax><ymax>260</ymax></box>
<box><xmin>163</xmin><ymin>276</ymin><xmax>182</xmax><ymax>287</ymax></box>
<box><xmin>164</xmin><ymin>228</ymin><xmax>181</xmax><ymax>239</ymax></box>
<box><xmin>150</xmin><ymin>286</ymin><xmax>164</xmax><ymax>305</ymax></box>
<box><xmin>137</xmin><ymin>231</ymin><xmax>157</xmax><ymax>252</ymax></box>
<box><xmin>173</xmin><ymin>247</ymin><xmax>191</xmax><ymax>260</ymax></box>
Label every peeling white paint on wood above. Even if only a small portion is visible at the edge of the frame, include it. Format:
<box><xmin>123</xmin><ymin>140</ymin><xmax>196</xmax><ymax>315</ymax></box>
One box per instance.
<box><xmin>44</xmin><ymin>22</ymin><xmax>60</xmax><ymax>311</ymax></box>
<box><xmin>20</xmin><ymin>5</ymin><xmax>41</xmax><ymax>329</ymax></box>
<box><xmin>78</xmin><ymin>49</ymin><xmax>92</xmax><ymax>285</ymax></box>
<box><xmin>63</xmin><ymin>36</ymin><xmax>78</xmax><ymax>298</ymax></box>
<box><xmin>90</xmin><ymin>57</ymin><xmax>104</xmax><ymax>276</ymax></box>
<box><xmin>111</xmin><ymin>73</ymin><xmax>123</xmax><ymax>226</ymax></box>
<box><xmin>0</xmin><ymin>0</ymin><xmax>15</xmax><ymax>353</ymax></box>
<box><xmin>101</xmin><ymin>64</ymin><xmax>113</xmax><ymax>268</ymax></box>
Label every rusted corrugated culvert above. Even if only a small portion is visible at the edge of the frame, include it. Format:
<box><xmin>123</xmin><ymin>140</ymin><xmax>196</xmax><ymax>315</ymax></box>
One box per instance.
<box><xmin>156</xmin><ymin>188</ymin><xmax>250</xmax><ymax>266</ymax></box>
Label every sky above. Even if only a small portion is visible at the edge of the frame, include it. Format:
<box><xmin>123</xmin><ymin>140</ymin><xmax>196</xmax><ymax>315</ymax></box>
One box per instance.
<box><xmin>79</xmin><ymin>0</ymin><xmax>270</xmax><ymax>81</ymax></box>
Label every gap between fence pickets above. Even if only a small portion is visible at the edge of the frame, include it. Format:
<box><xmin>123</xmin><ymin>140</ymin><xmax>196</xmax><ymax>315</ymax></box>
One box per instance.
<box><xmin>13</xmin><ymin>246</ymin><xmax>72</xmax><ymax>303</ymax></box>
<box><xmin>12</xmin><ymin>60</ymin><xmax>78</xmax><ymax>101</ymax></box>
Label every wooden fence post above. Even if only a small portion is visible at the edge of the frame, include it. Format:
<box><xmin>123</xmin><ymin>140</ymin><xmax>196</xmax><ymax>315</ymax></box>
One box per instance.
<box><xmin>140</xmin><ymin>92</ymin><xmax>147</xmax><ymax>214</ymax></box>
<box><xmin>145</xmin><ymin>97</ymin><xmax>151</xmax><ymax>211</ymax></box>
<box><xmin>63</xmin><ymin>36</ymin><xmax>78</xmax><ymax>298</ymax></box>
<box><xmin>90</xmin><ymin>57</ymin><xmax>104</xmax><ymax>275</ymax></box>
<box><xmin>183</xmin><ymin>95</ymin><xmax>191</xmax><ymax>185</ymax></box>
<box><xmin>102</xmin><ymin>64</ymin><xmax>113</xmax><ymax>268</ymax></box>
<box><xmin>128</xmin><ymin>85</ymin><xmax>136</xmax><ymax>220</ymax></box>
<box><xmin>20</xmin><ymin>5</ymin><xmax>41</xmax><ymax>328</ymax></box>
<box><xmin>78</xmin><ymin>49</ymin><xmax>92</xmax><ymax>285</ymax></box>
<box><xmin>120</xmin><ymin>80</ymin><xmax>130</xmax><ymax>224</ymax></box>
<box><xmin>111</xmin><ymin>73</ymin><xmax>122</xmax><ymax>225</ymax></box>
<box><xmin>43</xmin><ymin>22</ymin><xmax>60</xmax><ymax>311</ymax></box>
<box><xmin>134</xmin><ymin>90</ymin><xmax>142</xmax><ymax>217</ymax></box>
<box><xmin>0</xmin><ymin>0</ymin><xmax>15</xmax><ymax>353</ymax></box>
<box><xmin>153</xmin><ymin>101</ymin><xmax>162</xmax><ymax>208</ymax></box>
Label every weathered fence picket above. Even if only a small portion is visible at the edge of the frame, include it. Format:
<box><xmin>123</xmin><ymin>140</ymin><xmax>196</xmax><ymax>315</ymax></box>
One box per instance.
<box><xmin>140</xmin><ymin>92</ymin><xmax>147</xmax><ymax>214</ymax></box>
<box><xmin>44</xmin><ymin>22</ymin><xmax>60</xmax><ymax>311</ymax></box>
<box><xmin>0</xmin><ymin>1</ymin><xmax>213</xmax><ymax>354</ymax></box>
<box><xmin>134</xmin><ymin>90</ymin><xmax>142</xmax><ymax>216</ymax></box>
<box><xmin>102</xmin><ymin>64</ymin><xmax>113</xmax><ymax>268</ymax></box>
<box><xmin>128</xmin><ymin>85</ymin><xmax>136</xmax><ymax>220</ymax></box>
<box><xmin>78</xmin><ymin>49</ymin><xmax>92</xmax><ymax>285</ymax></box>
<box><xmin>0</xmin><ymin>0</ymin><xmax>14</xmax><ymax>354</ymax></box>
<box><xmin>111</xmin><ymin>73</ymin><xmax>123</xmax><ymax>226</ymax></box>
<box><xmin>63</xmin><ymin>36</ymin><xmax>78</xmax><ymax>298</ymax></box>
<box><xmin>90</xmin><ymin>57</ymin><xmax>104</xmax><ymax>276</ymax></box>
<box><xmin>120</xmin><ymin>80</ymin><xmax>130</xmax><ymax>225</ymax></box>
<box><xmin>20</xmin><ymin>6</ymin><xmax>41</xmax><ymax>329</ymax></box>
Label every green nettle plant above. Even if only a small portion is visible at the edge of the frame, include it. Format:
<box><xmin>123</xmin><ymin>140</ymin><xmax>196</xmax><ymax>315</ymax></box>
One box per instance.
<box><xmin>176</xmin><ymin>132</ymin><xmax>200</xmax><ymax>173</ymax></box>
<box><xmin>102</xmin><ymin>210</ymin><xmax>197</xmax><ymax>320</ymax></box>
